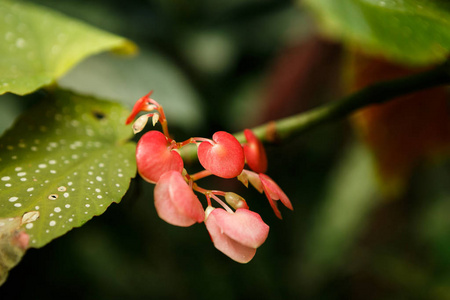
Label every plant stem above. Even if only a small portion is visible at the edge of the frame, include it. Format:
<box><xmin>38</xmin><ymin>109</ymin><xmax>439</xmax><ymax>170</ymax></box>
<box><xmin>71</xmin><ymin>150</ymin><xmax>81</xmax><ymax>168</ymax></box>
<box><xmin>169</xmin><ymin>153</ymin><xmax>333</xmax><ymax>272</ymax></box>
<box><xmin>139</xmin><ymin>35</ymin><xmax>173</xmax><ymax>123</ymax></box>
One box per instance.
<box><xmin>234</xmin><ymin>60</ymin><xmax>450</xmax><ymax>143</ymax></box>
<box><xmin>181</xmin><ymin>60</ymin><xmax>450</xmax><ymax>158</ymax></box>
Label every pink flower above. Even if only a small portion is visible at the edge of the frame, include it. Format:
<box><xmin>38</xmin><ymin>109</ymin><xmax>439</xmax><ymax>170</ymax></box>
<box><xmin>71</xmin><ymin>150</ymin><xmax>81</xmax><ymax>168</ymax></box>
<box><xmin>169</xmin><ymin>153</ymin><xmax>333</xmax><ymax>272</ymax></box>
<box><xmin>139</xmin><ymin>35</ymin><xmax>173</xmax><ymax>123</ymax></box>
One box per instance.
<box><xmin>154</xmin><ymin>171</ymin><xmax>205</xmax><ymax>227</ymax></box>
<box><xmin>197</xmin><ymin>131</ymin><xmax>245</xmax><ymax>178</ymax></box>
<box><xmin>204</xmin><ymin>207</ymin><xmax>269</xmax><ymax>263</ymax></box>
<box><xmin>126</xmin><ymin>91</ymin><xmax>154</xmax><ymax>125</ymax></box>
<box><xmin>243</xmin><ymin>129</ymin><xmax>267</xmax><ymax>173</ymax></box>
<box><xmin>238</xmin><ymin>170</ymin><xmax>293</xmax><ymax>219</ymax></box>
<box><xmin>259</xmin><ymin>173</ymin><xmax>293</xmax><ymax>219</ymax></box>
<box><xmin>136</xmin><ymin>131</ymin><xmax>183</xmax><ymax>183</ymax></box>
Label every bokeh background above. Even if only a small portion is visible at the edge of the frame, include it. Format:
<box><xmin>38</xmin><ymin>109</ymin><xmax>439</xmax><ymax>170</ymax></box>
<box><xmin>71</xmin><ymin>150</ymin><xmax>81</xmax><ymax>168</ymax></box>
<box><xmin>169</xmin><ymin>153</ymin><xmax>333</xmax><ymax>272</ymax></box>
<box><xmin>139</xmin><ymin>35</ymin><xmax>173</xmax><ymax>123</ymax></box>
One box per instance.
<box><xmin>1</xmin><ymin>0</ymin><xmax>450</xmax><ymax>299</ymax></box>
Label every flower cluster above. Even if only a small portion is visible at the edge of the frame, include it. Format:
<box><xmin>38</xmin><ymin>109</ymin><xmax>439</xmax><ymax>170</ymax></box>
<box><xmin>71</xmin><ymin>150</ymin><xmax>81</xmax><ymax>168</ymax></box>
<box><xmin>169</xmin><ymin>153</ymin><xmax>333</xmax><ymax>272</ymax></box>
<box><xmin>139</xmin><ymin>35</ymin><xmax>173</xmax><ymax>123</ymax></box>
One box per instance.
<box><xmin>126</xmin><ymin>91</ymin><xmax>293</xmax><ymax>263</ymax></box>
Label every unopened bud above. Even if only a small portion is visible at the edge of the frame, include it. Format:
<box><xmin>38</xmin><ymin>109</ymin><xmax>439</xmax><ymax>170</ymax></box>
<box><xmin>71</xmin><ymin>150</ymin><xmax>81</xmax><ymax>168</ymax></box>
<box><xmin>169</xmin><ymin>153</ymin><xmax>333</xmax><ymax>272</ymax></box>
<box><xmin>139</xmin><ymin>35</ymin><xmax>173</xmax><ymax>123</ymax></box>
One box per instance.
<box><xmin>132</xmin><ymin>114</ymin><xmax>150</xmax><ymax>134</ymax></box>
<box><xmin>237</xmin><ymin>172</ymin><xmax>248</xmax><ymax>187</ymax></box>
<box><xmin>225</xmin><ymin>192</ymin><xmax>249</xmax><ymax>210</ymax></box>
<box><xmin>152</xmin><ymin>113</ymin><xmax>160</xmax><ymax>126</ymax></box>
<box><xmin>238</xmin><ymin>170</ymin><xmax>263</xmax><ymax>193</ymax></box>
<box><xmin>205</xmin><ymin>206</ymin><xmax>215</xmax><ymax>220</ymax></box>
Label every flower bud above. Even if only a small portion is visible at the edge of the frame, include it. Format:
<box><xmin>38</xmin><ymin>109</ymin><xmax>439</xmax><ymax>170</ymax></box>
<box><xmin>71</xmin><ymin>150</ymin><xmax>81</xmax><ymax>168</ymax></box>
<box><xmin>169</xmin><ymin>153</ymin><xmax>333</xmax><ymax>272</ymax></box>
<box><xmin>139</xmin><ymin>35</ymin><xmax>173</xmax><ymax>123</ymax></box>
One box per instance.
<box><xmin>132</xmin><ymin>114</ymin><xmax>149</xmax><ymax>134</ymax></box>
<box><xmin>225</xmin><ymin>192</ymin><xmax>249</xmax><ymax>210</ymax></box>
<box><xmin>243</xmin><ymin>129</ymin><xmax>267</xmax><ymax>173</ymax></box>
<box><xmin>152</xmin><ymin>113</ymin><xmax>160</xmax><ymax>126</ymax></box>
<box><xmin>237</xmin><ymin>170</ymin><xmax>263</xmax><ymax>193</ymax></box>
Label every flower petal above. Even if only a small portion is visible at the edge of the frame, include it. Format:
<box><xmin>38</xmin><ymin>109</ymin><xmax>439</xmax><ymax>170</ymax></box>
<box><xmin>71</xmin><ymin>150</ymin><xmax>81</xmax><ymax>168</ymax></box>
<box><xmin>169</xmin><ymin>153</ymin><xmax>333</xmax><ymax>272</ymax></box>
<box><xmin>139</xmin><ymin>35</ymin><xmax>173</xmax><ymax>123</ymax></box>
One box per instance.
<box><xmin>136</xmin><ymin>131</ymin><xmax>183</xmax><ymax>183</ymax></box>
<box><xmin>205</xmin><ymin>208</ymin><xmax>259</xmax><ymax>263</ymax></box>
<box><xmin>126</xmin><ymin>91</ymin><xmax>154</xmax><ymax>124</ymax></box>
<box><xmin>212</xmin><ymin>208</ymin><xmax>269</xmax><ymax>248</ymax></box>
<box><xmin>259</xmin><ymin>173</ymin><xmax>293</xmax><ymax>210</ymax></box>
<box><xmin>154</xmin><ymin>171</ymin><xmax>205</xmax><ymax>227</ymax></box>
<box><xmin>198</xmin><ymin>131</ymin><xmax>245</xmax><ymax>178</ymax></box>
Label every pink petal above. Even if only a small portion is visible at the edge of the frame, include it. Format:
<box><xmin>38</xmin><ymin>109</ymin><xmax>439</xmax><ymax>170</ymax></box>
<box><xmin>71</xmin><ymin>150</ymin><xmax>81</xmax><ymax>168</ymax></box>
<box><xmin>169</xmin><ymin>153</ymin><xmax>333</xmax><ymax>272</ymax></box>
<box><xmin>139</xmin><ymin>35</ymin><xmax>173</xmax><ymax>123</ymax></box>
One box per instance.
<box><xmin>136</xmin><ymin>131</ymin><xmax>183</xmax><ymax>183</ymax></box>
<box><xmin>154</xmin><ymin>171</ymin><xmax>205</xmax><ymax>227</ymax></box>
<box><xmin>260</xmin><ymin>173</ymin><xmax>293</xmax><ymax>211</ymax></box>
<box><xmin>243</xmin><ymin>129</ymin><xmax>268</xmax><ymax>173</ymax></box>
<box><xmin>197</xmin><ymin>131</ymin><xmax>245</xmax><ymax>178</ymax></box>
<box><xmin>205</xmin><ymin>207</ymin><xmax>269</xmax><ymax>263</ymax></box>
<box><xmin>213</xmin><ymin>208</ymin><xmax>269</xmax><ymax>248</ymax></box>
<box><xmin>126</xmin><ymin>91</ymin><xmax>153</xmax><ymax>124</ymax></box>
<box><xmin>261</xmin><ymin>186</ymin><xmax>282</xmax><ymax>219</ymax></box>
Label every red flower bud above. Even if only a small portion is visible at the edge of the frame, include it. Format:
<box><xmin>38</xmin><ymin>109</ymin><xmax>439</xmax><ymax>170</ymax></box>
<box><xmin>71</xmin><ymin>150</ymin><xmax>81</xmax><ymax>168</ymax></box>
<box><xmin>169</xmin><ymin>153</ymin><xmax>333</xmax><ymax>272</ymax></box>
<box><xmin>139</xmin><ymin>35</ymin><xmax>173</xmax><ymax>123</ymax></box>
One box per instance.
<box><xmin>243</xmin><ymin>129</ymin><xmax>268</xmax><ymax>173</ymax></box>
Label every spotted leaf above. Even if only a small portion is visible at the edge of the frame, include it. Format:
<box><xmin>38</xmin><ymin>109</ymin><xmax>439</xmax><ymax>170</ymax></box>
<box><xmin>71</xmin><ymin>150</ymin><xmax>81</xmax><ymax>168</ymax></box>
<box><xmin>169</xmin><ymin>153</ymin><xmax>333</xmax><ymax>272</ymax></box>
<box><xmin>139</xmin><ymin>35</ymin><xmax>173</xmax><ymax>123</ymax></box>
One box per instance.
<box><xmin>0</xmin><ymin>215</ymin><xmax>29</xmax><ymax>286</ymax></box>
<box><xmin>0</xmin><ymin>0</ymin><xmax>135</xmax><ymax>96</ymax></box>
<box><xmin>0</xmin><ymin>89</ymin><xmax>136</xmax><ymax>248</ymax></box>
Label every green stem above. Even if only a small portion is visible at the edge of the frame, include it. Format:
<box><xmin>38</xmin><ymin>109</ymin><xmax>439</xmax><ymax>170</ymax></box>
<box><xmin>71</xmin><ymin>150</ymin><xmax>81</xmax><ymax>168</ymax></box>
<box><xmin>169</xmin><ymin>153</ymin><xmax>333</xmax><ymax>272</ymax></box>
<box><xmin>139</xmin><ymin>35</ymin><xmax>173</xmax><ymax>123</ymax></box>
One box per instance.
<box><xmin>181</xmin><ymin>60</ymin><xmax>450</xmax><ymax>159</ymax></box>
<box><xmin>235</xmin><ymin>60</ymin><xmax>450</xmax><ymax>143</ymax></box>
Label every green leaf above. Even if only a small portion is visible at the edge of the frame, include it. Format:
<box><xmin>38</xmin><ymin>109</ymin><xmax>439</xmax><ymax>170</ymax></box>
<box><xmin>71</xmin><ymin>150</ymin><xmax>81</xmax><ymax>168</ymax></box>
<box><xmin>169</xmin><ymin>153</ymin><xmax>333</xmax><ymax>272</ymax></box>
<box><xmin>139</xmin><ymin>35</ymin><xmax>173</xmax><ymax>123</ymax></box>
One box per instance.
<box><xmin>58</xmin><ymin>51</ymin><xmax>205</xmax><ymax>130</ymax></box>
<box><xmin>0</xmin><ymin>89</ymin><xmax>136</xmax><ymax>249</ymax></box>
<box><xmin>0</xmin><ymin>215</ymin><xmax>27</xmax><ymax>286</ymax></box>
<box><xmin>0</xmin><ymin>0</ymin><xmax>135</xmax><ymax>96</ymax></box>
<box><xmin>303</xmin><ymin>0</ymin><xmax>450</xmax><ymax>65</ymax></box>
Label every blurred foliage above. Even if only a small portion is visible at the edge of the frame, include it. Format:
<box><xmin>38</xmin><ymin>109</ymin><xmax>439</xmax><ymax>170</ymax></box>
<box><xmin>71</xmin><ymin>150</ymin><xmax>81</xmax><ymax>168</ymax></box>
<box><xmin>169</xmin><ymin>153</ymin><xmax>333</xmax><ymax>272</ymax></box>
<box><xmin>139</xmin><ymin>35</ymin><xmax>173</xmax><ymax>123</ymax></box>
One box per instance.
<box><xmin>58</xmin><ymin>51</ymin><xmax>205</xmax><ymax>131</ymax></box>
<box><xmin>0</xmin><ymin>0</ymin><xmax>449</xmax><ymax>299</ymax></box>
<box><xmin>349</xmin><ymin>55</ymin><xmax>450</xmax><ymax>196</ymax></box>
<box><xmin>303</xmin><ymin>0</ymin><xmax>450</xmax><ymax>65</ymax></box>
<box><xmin>0</xmin><ymin>0</ymin><xmax>134</xmax><ymax>95</ymax></box>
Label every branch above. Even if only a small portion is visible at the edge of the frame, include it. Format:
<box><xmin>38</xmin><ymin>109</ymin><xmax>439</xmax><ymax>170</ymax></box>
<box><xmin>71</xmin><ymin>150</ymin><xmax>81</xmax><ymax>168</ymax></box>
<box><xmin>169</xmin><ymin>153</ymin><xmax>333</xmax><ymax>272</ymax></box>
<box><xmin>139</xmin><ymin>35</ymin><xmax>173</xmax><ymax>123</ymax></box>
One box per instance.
<box><xmin>235</xmin><ymin>60</ymin><xmax>450</xmax><ymax>142</ymax></box>
<box><xmin>182</xmin><ymin>60</ymin><xmax>450</xmax><ymax>159</ymax></box>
